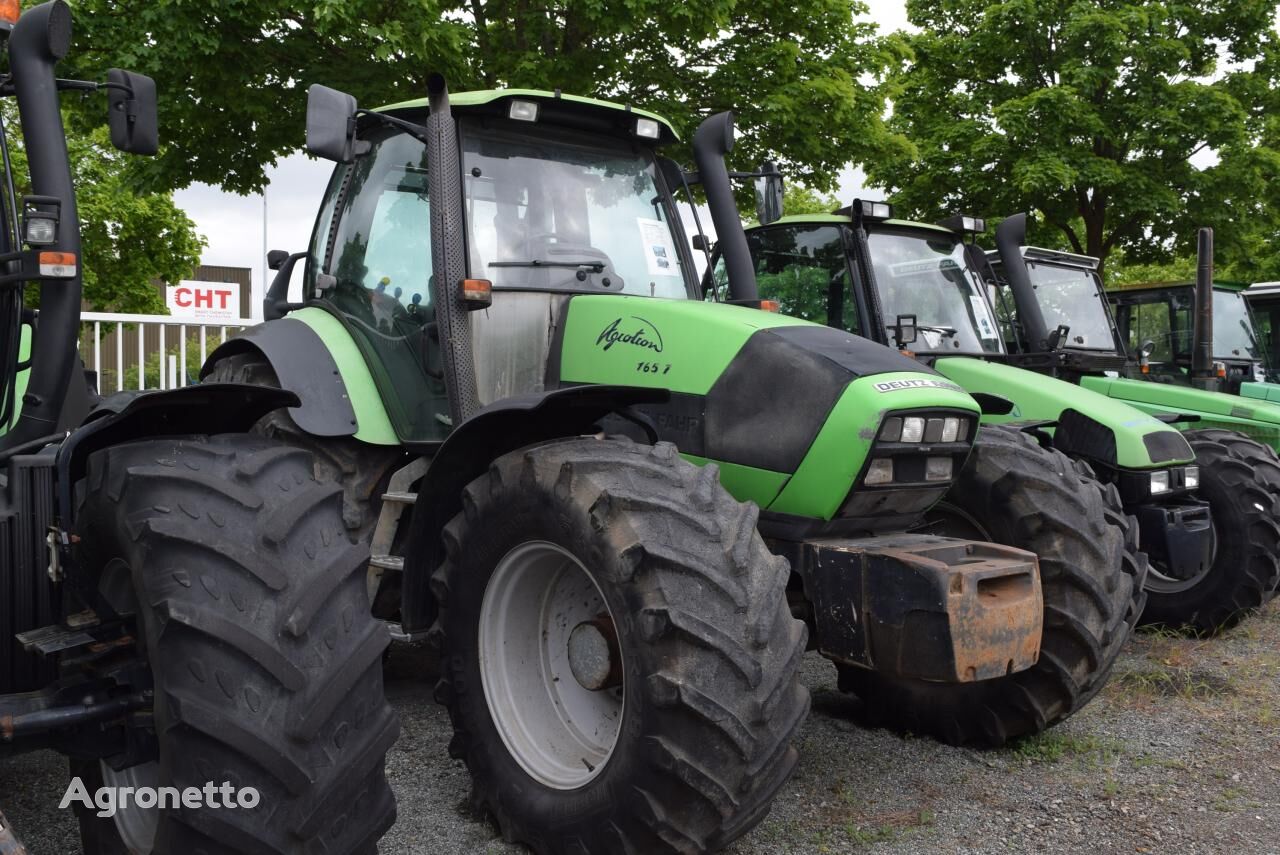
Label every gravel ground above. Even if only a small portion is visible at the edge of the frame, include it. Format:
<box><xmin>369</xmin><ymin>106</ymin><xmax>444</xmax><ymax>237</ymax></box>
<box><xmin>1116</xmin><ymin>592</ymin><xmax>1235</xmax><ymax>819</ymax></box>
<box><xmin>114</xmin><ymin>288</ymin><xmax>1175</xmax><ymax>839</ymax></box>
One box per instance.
<box><xmin>4</xmin><ymin>599</ymin><xmax>1278</xmax><ymax>854</ymax></box>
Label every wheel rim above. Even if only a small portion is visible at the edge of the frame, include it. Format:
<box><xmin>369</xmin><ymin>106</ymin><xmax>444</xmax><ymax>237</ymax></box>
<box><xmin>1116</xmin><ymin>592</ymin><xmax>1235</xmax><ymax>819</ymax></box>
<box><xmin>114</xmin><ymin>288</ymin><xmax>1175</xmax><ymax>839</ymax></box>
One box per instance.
<box><xmin>1146</xmin><ymin>519</ymin><xmax>1219</xmax><ymax>593</ymax></box>
<box><xmin>101</xmin><ymin>760</ymin><xmax>160</xmax><ymax>852</ymax></box>
<box><xmin>478</xmin><ymin>541</ymin><xmax>624</xmax><ymax>790</ymax></box>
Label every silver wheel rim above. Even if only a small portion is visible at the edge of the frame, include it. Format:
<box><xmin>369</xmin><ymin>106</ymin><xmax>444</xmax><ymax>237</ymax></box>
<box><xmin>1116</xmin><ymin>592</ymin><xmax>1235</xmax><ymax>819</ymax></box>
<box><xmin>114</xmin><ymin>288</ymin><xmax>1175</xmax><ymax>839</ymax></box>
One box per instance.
<box><xmin>1146</xmin><ymin>519</ymin><xmax>1219</xmax><ymax>593</ymax></box>
<box><xmin>478</xmin><ymin>541</ymin><xmax>624</xmax><ymax>790</ymax></box>
<box><xmin>101</xmin><ymin>760</ymin><xmax>160</xmax><ymax>852</ymax></box>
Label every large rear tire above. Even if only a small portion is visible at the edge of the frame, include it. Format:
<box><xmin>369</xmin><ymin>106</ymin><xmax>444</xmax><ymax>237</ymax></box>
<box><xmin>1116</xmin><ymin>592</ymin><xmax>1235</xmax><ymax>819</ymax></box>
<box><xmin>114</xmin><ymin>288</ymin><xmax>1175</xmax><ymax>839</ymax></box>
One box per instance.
<box><xmin>71</xmin><ymin>435</ymin><xmax>398</xmax><ymax>854</ymax></box>
<box><xmin>432</xmin><ymin>439</ymin><xmax>809</xmax><ymax>853</ymax></box>
<box><xmin>1140</xmin><ymin>428</ymin><xmax>1280</xmax><ymax>633</ymax></box>
<box><xmin>839</xmin><ymin>425</ymin><xmax>1145</xmax><ymax>746</ymax></box>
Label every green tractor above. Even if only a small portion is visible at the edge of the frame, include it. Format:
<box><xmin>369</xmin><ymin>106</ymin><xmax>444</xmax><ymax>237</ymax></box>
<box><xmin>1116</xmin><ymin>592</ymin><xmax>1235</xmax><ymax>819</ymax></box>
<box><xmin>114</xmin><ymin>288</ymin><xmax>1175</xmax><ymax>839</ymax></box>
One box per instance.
<box><xmin>730</xmin><ymin>196</ymin><xmax>1277</xmax><ymax>639</ymax></box>
<box><xmin>1109</xmin><ymin>279</ymin><xmax>1276</xmax><ymax>394</ymax></box>
<box><xmin>195</xmin><ymin>67</ymin><xmax>1102</xmax><ymax>844</ymax></box>
<box><xmin>981</xmin><ymin>216</ymin><xmax>1280</xmax><ymax>627</ymax></box>
<box><xmin>688</xmin><ymin>206</ymin><xmax>1149</xmax><ymax>744</ymax></box>
<box><xmin>0</xmin><ymin>3</ymin><xmax>399</xmax><ymax>852</ymax></box>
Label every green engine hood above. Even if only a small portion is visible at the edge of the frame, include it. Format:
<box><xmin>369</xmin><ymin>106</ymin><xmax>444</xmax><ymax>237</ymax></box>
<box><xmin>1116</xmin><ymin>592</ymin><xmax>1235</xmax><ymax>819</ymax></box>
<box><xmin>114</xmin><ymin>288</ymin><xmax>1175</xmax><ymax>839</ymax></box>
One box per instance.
<box><xmin>934</xmin><ymin>357</ymin><xmax>1193</xmax><ymax>469</ymax></box>
<box><xmin>1239</xmin><ymin>381</ymin><xmax>1280</xmax><ymax>404</ymax></box>
<box><xmin>1081</xmin><ymin>374</ymin><xmax>1280</xmax><ymax>450</ymax></box>
<box><xmin>557</xmin><ymin>296</ymin><xmax>981</xmax><ymax>521</ymax></box>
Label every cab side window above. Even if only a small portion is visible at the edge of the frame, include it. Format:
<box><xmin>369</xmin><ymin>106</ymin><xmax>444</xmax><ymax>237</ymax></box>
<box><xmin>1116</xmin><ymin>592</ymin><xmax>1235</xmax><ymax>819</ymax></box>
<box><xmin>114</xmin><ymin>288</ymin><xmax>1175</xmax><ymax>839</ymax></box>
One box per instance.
<box><xmin>744</xmin><ymin>225</ymin><xmax>858</xmax><ymax>331</ymax></box>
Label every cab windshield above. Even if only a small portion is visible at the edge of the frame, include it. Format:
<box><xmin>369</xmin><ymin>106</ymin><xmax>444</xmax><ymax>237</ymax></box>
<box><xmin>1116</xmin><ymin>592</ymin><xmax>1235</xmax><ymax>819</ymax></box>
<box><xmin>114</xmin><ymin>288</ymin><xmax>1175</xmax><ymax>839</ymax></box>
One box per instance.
<box><xmin>462</xmin><ymin>122</ymin><xmax>688</xmax><ymax>299</ymax></box>
<box><xmin>1024</xmin><ymin>261</ymin><xmax>1116</xmax><ymax>350</ymax></box>
<box><xmin>867</xmin><ymin>229</ymin><xmax>1002</xmax><ymax>354</ymax></box>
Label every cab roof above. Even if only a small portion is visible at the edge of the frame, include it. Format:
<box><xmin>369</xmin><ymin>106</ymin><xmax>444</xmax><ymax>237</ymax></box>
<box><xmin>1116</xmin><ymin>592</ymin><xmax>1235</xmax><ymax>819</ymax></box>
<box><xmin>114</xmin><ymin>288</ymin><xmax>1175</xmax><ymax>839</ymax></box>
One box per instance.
<box><xmin>751</xmin><ymin>213</ymin><xmax>955</xmax><ymax>234</ymax></box>
<box><xmin>1108</xmin><ymin>280</ymin><xmax>1248</xmax><ymax>294</ymax></box>
<box><xmin>375</xmin><ymin>88</ymin><xmax>680</xmax><ymax>145</ymax></box>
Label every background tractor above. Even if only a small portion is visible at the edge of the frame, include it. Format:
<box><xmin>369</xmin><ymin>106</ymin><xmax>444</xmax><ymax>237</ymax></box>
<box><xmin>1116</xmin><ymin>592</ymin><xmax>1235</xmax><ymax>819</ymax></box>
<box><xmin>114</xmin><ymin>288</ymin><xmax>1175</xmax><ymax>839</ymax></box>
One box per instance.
<box><xmin>708</xmin><ymin>197</ymin><xmax>1150</xmax><ymax>745</ymax></box>
<box><xmin>197</xmin><ymin>69</ymin><xmax>1078</xmax><ymax>849</ymax></box>
<box><xmin>0</xmin><ymin>3</ymin><xmax>398</xmax><ymax>853</ymax></box>
<box><xmin>981</xmin><ymin>216</ymin><xmax>1280</xmax><ymax>631</ymax></box>
<box><xmin>1109</xmin><ymin>280</ymin><xmax>1277</xmax><ymax>393</ymax></box>
<box><xmin>1244</xmin><ymin>281</ymin><xmax>1280</xmax><ymax>373</ymax></box>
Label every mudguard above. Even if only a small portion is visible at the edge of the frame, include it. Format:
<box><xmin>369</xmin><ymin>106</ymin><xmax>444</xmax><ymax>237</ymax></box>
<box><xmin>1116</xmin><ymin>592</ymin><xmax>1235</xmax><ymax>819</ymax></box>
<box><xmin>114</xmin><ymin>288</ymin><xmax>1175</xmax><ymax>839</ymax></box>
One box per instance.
<box><xmin>201</xmin><ymin>317</ymin><xmax>356</xmax><ymax>437</ymax></box>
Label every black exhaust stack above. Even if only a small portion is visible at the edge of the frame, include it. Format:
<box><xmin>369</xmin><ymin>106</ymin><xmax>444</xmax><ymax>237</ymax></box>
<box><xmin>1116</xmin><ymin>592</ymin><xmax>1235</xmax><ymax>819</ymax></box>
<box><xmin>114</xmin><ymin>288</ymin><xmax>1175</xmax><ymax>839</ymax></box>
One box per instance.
<box><xmin>3</xmin><ymin>1</ymin><xmax>80</xmax><ymax>452</ymax></box>
<box><xmin>692</xmin><ymin>112</ymin><xmax>759</xmax><ymax>304</ymax></box>
<box><xmin>1190</xmin><ymin>227</ymin><xmax>1217</xmax><ymax>390</ymax></box>
<box><xmin>995</xmin><ymin>213</ymin><xmax>1052</xmax><ymax>351</ymax></box>
<box><xmin>424</xmin><ymin>74</ymin><xmax>480</xmax><ymax>425</ymax></box>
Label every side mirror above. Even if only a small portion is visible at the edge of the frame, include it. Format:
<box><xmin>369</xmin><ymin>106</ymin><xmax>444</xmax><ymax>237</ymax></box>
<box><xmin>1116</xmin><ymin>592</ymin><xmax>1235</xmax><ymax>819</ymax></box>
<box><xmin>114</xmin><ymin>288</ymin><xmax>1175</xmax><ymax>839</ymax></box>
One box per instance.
<box><xmin>692</xmin><ymin>234</ymin><xmax>710</xmax><ymax>252</ymax></box>
<box><xmin>892</xmin><ymin>313</ymin><xmax>918</xmax><ymax>349</ymax></box>
<box><xmin>754</xmin><ymin>161</ymin><xmax>784</xmax><ymax>225</ymax></box>
<box><xmin>1046</xmin><ymin>324</ymin><xmax>1071</xmax><ymax>350</ymax></box>
<box><xmin>106</xmin><ymin>69</ymin><xmax>158</xmax><ymax>156</ymax></box>
<box><xmin>307</xmin><ymin>84</ymin><xmax>363</xmax><ymax>163</ymax></box>
<box><xmin>263</xmin><ymin>251</ymin><xmax>309</xmax><ymax>321</ymax></box>
<box><xmin>1140</xmin><ymin>339</ymin><xmax>1156</xmax><ymax>360</ymax></box>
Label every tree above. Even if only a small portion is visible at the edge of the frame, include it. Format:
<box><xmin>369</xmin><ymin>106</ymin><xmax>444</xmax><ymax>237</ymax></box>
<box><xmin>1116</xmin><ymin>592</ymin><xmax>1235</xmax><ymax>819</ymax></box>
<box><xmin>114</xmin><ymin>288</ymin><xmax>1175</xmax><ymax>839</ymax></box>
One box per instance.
<box><xmin>10</xmin><ymin>118</ymin><xmax>205</xmax><ymax>313</ymax></box>
<box><xmin>868</xmin><ymin>0</ymin><xmax>1280</xmax><ymax>276</ymax></box>
<box><xmin>66</xmin><ymin>0</ymin><xmax>902</xmax><ymax>195</ymax></box>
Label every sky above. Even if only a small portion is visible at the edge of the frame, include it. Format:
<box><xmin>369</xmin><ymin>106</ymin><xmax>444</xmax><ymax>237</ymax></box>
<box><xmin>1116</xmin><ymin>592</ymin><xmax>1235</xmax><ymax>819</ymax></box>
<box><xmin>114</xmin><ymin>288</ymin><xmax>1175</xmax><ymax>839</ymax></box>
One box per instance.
<box><xmin>172</xmin><ymin>1</ymin><xmax>913</xmax><ymax>318</ymax></box>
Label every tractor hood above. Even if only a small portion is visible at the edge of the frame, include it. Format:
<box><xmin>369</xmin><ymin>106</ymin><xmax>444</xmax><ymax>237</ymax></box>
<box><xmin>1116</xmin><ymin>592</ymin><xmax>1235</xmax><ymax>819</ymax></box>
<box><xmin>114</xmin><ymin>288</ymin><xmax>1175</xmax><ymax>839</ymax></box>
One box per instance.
<box><xmin>934</xmin><ymin>358</ymin><xmax>1193</xmax><ymax>469</ymax></box>
<box><xmin>1081</xmin><ymin>374</ymin><xmax>1280</xmax><ymax>448</ymax></box>
<box><xmin>1239</xmin><ymin>381</ymin><xmax>1280</xmax><ymax>404</ymax></box>
<box><xmin>556</xmin><ymin>295</ymin><xmax>981</xmax><ymax>525</ymax></box>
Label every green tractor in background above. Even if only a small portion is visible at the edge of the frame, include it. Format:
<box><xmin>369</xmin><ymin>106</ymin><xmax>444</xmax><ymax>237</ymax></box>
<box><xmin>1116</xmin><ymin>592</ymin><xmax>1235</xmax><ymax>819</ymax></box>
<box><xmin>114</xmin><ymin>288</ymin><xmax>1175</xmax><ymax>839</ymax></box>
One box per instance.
<box><xmin>1109</xmin><ymin>280</ymin><xmax>1276</xmax><ymax>393</ymax></box>
<box><xmin>689</xmin><ymin>200</ymin><xmax>1149</xmax><ymax>745</ymax></box>
<box><xmin>730</xmin><ymin>193</ymin><xmax>1277</xmax><ymax>640</ymax></box>
<box><xmin>982</xmin><ymin>216</ymin><xmax>1280</xmax><ymax>628</ymax></box>
<box><xmin>189</xmin><ymin>72</ymin><xmax>1093</xmax><ymax>850</ymax></box>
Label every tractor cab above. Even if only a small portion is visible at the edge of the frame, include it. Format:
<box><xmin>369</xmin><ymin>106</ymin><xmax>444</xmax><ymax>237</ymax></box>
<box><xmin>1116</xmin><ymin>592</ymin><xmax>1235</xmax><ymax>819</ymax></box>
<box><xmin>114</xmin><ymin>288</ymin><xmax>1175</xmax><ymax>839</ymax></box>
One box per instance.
<box><xmin>1109</xmin><ymin>282</ymin><xmax>1273</xmax><ymax>393</ymax></box>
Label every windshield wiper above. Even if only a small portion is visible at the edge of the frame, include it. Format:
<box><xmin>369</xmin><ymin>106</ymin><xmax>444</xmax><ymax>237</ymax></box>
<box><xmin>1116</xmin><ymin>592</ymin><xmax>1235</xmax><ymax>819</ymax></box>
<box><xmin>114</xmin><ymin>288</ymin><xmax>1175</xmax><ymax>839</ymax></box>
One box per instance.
<box><xmin>489</xmin><ymin>259</ymin><xmax>606</xmax><ymax>271</ymax></box>
<box><xmin>918</xmin><ymin>324</ymin><xmax>958</xmax><ymax>338</ymax></box>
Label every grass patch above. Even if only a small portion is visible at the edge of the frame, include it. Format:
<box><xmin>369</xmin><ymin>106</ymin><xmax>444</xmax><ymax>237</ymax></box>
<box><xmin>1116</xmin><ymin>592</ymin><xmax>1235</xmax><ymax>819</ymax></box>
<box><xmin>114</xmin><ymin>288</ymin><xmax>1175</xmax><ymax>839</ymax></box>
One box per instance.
<box><xmin>1112</xmin><ymin>666</ymin><xmax>1233</xmax><ymax>700</ymax></box>
<box><xmin>1011</xmin><ymin>731</ymin><xmax>1118</xmax><ymax>765</ymax></box>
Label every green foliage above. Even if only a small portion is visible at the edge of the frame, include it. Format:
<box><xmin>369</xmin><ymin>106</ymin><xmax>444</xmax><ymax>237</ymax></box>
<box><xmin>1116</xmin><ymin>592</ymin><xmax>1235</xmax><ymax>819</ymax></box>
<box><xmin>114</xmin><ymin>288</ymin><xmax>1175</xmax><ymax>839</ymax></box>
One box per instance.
<box><xmin>66</xmin><ymin>1</ymin><xmax>903</xmax><ymax>196</ymax></box>
<box><xmin>782</xmin><ymin>184</ymin><xmax>842</xmax><ymax>217</ymax></box>
<box><xmin>8</xmin><ymin>111</ymin><xmax>205</xmax><ymax>313</ymax></box>
<box><xmin>869</xmin><ymin>0</ymin><xmax>1280</xmax><ymax>275</ymax></box>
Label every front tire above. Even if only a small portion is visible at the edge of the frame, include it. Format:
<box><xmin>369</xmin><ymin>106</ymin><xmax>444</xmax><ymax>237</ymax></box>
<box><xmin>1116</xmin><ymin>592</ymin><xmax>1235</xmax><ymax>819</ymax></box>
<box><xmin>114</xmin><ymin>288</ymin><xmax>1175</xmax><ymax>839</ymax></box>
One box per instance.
<box><xmin>840</xmin><ymin>425</ymin><xmax>1145</xmax><ymax>746</ymax></box>
<box><xmin>433</xmin><ymin>439</ymin><xmax>809</xmax><ymax>853</ymax></box>
<box><xmin>1140</xmin><ymin>428</ymin><xmax>1280</xmax><ymax>633</ymax></box>
<box><xmin>72</xmin><ymin>435</ymin><xmax>398</xmax><ymax>854</ymax></box>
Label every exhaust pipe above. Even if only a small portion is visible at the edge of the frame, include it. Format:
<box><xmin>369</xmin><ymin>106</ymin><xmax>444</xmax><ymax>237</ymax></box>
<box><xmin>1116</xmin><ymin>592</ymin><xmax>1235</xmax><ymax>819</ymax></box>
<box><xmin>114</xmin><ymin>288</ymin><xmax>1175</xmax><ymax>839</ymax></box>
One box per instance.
<box><xmin>2</xmin><ymin>1</ymin><xmax>81</xmax><ymax>452</ymax></box>
<box><xmin>994</xmin><ymin>213</ymin><xmax>1052</xmax><ymax>351</ymax></box>
<box><xmin>424</xmin><ymin>73</ymin><xmax>480</xmax><ymax>424</ymax></box>
<box><xmin>692</xmin><ymin>112</ymin><xmax>759</xmax><ymax>304</ymax></box>
<box><xmin>1191</xmin><ymin>227</ymin><xmax>1215</xmax><ymax>385</ymax></box>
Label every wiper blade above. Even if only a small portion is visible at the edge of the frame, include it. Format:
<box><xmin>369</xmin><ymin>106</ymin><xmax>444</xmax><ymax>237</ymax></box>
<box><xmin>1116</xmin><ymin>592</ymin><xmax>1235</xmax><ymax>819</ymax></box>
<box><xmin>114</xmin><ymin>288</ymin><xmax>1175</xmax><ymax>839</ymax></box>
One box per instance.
<box><xmin>489</xmin><ymin>259</ymin><xmax>606</xmax><ymax>271</ymax></box>
<box><xmin>918</xmin><ymin>324</ymin><xmax>958</xmax><ymax>337</ymax></box>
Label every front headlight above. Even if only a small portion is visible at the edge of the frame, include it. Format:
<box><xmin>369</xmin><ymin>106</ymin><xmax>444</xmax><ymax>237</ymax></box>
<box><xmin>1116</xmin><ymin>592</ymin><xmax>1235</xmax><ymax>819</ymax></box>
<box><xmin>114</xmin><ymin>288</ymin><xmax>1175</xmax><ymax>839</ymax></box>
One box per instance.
<box><xmin>1149</xmin><ymin>470</ymin><xmax>1171</xmax><ymax>495</ymax></box>
<box><xmin>1183</xmin><ymin>465</ymin><xmax>1199</xmax><ymax>490</ymax></box>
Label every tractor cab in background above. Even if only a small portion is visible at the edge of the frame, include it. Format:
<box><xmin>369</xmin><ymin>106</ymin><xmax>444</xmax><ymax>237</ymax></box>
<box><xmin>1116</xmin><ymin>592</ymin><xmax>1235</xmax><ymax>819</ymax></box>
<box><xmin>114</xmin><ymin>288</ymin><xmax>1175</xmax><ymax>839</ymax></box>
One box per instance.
<box><xmin>1109</xmin><ymin>281</ymin><xmax>1271</xmax><ymax>393</ymax></box>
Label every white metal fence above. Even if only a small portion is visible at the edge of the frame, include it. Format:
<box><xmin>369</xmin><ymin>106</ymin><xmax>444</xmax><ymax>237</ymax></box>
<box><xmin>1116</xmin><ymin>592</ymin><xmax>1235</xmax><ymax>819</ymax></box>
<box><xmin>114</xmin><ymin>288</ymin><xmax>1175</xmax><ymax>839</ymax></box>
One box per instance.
<box><xmin>78</xmin><ymin>312</ymin><xmax>255</xmax><ymax>393</ymax></box>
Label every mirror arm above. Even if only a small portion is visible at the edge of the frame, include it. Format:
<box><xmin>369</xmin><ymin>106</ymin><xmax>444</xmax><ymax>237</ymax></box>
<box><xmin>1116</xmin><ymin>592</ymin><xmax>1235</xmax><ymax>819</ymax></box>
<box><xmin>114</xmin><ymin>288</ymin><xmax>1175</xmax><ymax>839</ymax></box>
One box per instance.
<box><xmin>355</xmin><ymin>108</ymin><xmax>429</xmax><ymax>144</ymax></box>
